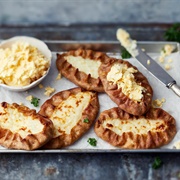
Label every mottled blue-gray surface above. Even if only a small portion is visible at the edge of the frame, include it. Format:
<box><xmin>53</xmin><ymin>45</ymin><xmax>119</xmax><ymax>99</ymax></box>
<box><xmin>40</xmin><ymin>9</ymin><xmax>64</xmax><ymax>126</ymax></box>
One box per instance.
<box><xmin>0</xmin><ymin>0</ymin><xmax>180</xmax><ymax>25</ymax></box>
<box><xmin>1</xmin><ymin>153</ymin><xmax>180</xmax><ymax>180</ymax></box>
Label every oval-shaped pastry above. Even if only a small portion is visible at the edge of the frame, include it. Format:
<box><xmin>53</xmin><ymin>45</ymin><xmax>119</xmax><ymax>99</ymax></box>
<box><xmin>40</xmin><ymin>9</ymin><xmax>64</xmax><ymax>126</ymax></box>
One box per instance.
<box><xmin>39</xmin><ymin>87</ymin><xmax>99</xmax><ymax>149</ymax></box>
<box><xmin>56</xmin><ymin>49</ymin><xmax>111</xmax><ymax>92</ymax></box>
<box><xmin>94</xmin><ymin>107</ymin><xmax>176</xmax><ymax>149</ymax></box>
<box><xmin>99</xmin><ymin>58</ymin><xmax>153</xmax><ymax>116</ymax></box>
<box><xmin>0</xmin><ymin>102</ymin><xmax>53</xmax><ymax>150</ymax></box>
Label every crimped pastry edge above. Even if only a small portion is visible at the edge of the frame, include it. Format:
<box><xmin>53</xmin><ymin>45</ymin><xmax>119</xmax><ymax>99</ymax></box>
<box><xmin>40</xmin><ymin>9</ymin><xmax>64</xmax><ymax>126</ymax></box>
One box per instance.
<box><xmin>56</xmin><ymin>49</ymin><xmax>111</xmax><ymax>92</ymax></box>
<box><xmin>0</xmin><ymin>102</ymin><xmax>53</xmax><ymax>150</ymax></box>
<box><xmin>39</xmin><ymin>87</ymin><xmax>99</xmax><ymax>149</ymax></box>
<box><xmin>94</xmin><ymin>107</ymin><xmax>176</xmax><ymax>149</ymax></box>
<box><xmin>98</xmin><ymin>58</ymin><xmax>153</xmax><ymax>116</ymax></box>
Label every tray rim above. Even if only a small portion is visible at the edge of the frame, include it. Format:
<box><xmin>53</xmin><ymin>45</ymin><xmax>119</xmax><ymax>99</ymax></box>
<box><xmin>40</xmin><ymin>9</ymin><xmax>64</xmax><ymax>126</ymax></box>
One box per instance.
<box><xmin>0</xmin><ymin>40</ymin><xmax>179</xmax><ymax>153</ymax></box>
<box><xmin>0</xmin><ymin>148</ymin><xmax>180</xmax><ymax>153</ymax></box>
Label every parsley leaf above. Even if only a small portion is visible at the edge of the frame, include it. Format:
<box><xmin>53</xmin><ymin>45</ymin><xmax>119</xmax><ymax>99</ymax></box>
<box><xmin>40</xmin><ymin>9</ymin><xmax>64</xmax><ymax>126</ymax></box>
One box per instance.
<box><xmin>121</xmin><ymin>48</ymin><xmax>132</xmax><ymax>59</ymax></box>
<box><xmin>164</xmin><ymin>23</ymin><xmax>180</xmax><ymax>42</ymax></box>
<box><xmin>83</xmin><ymin>118</ymin><xmax>89</xmax><ymax>123</ymax></box>
<box><xmin>31</xmin><ymin>97</ymin><xmax>40</xmax><ymax>107</ymax></box>
<box><xmin>87</xmin><ymin>138</ymin><xmax>97</xmax><ymax>146</ymax></box>
<box><xmin>152</xmin><ymin>157</ymin><xmax>163</xmax><ymax>169</ymax></box>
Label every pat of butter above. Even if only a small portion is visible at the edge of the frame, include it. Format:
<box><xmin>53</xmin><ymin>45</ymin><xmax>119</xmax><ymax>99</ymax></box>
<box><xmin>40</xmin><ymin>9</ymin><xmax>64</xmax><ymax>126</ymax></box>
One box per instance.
<box><xmin>116</xmin><ymin>28</ymin><xmax>138</xmax><ymax>57</ymax></box>
<box><xmin>0</xmin><ymin>41</ymin><xmax>49</xmax><ymax>87</ymax></box>
<box><xmin>107</xmin><ymin>63</ymin><xmax>145</xmax><ymax>102</ymax></box>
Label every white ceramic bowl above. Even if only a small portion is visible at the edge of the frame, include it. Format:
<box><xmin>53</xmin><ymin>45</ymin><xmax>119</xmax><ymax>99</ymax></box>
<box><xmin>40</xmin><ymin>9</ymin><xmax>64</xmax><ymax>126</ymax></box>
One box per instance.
<box><xmin>0</xmin><ymin>36</ymin><xmax>52</xmax><ymax>91</ymax></box>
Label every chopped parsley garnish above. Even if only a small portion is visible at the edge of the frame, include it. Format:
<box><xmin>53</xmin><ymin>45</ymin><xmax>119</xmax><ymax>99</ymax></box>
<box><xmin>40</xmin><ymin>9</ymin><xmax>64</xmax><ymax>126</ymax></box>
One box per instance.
<box><xmin>83</xmin><ymin>118</ymin><xmax>89</xmax><ymax>123</ymax></box>
<box><xmin>152</xmin><ymin>157</ymin><xmax>163</xmax><ymax>169</ymax></box>
<box><xmin>87</xmin><ymin>138</ymin><xmax>97</xmax><ymax>146</ymax></box>
<box><xmin>164</xmin><ymin>23</ymin><xmax>180</xmax><ymax>42</ymax></box>
<box><xmin>121</xmin><ymin>48</ymin><xmax>132</xmax><ymax>59</ymax></box>
<box><xmin>31</xmin><ymin>97</ymin><xmax>40</xmax><ymax>107</ymax></box>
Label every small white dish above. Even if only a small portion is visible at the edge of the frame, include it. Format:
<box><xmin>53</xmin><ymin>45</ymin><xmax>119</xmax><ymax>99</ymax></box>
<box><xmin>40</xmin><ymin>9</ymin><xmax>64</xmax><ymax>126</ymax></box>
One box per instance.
<box><xmin>0</xmin><ymin>36</ymin><xmax>52</xmax><ymax>91</ymax></box>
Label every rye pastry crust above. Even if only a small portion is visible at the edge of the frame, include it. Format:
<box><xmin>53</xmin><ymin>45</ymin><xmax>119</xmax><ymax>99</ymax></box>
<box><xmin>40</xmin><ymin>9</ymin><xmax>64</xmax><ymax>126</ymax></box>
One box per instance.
<box><xmin>39</xmin><ymin>87</ymin><xmax>99</xmax><ymax>149</ymax></box>
<box><xmin>56</xmin><ymin>49</ymin><xmax>111</xmax><ymax>92</ymax></box>
<box><xmin>0</xmin><ymin>102</ymin><xmax>53</xmax><ymax>150</ymax></box>
<box><xmin>94</xmin><ymin>107</ymin><xmax>176</xmax><ymax>149</ymax></box>
<box><xmin>98</xmin><ymin>58</ymin><xmax>153</xmax><ymax>116</ymax></box>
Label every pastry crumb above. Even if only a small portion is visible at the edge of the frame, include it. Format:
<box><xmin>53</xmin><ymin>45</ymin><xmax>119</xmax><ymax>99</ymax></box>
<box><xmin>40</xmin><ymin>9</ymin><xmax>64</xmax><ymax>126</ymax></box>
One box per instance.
<box><xmin>147</xmin><ymin>59</ymin><xmax>151</xmax><ymax>65</ymax></box>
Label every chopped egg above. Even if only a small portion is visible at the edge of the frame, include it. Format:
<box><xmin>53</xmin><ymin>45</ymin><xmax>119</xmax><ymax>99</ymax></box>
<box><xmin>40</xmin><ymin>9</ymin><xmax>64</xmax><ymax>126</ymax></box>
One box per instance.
<box><xmin>116</xmin><ymin>28</ymin><xmax>138</xmax><ymax>57</ymax></box>
<box><xmin>161</xmin><ymin>44</ymin><xmax>174</xmax><ymax>56</ymax></box>
<box><xmin>0</xmin><ymin>41</ymin><xmax>50</xmax><ymax>87</ymax></box>
<box><xmin>26</xmin><ymin>95</ymin><xmax>33</xmax><ymax>101</ymax></box>
<box><xmin>147</xmin><ymin>60</ymin><xmax>151</xmax><ymax>65</ymax></box>
<box><xmin>159</xmin><ymin>56</ymin><xmax>165</xmax><ymax>63</ymax></box>
<box><xmin>165</xmin><ymin>64</ymin><xmax>171</xmax><ymax>70</ymax></box>
<box><xmin>168</xmin><ymin>59</ymin><xmax>173</xmax><ymax>63</ymax></box>
<box><xmin>158</xmin><ymin>44</ymin><xmax>174</xmax><ymax>70</ymax></box>
<box><xmin>107</xmin><ymin>63</ymin><xmax>146</xmax><ymax>102</ymax></box>
<box><xmin>44</xmin><ymin>86</ymin><xmax>55</xmax><ymax>96</ymax></box>
<box><xmin>152</xmin><ymin>98</ymin><xmax>166</xmax><ymax>108</ymax></box>
<box><xmin>174</xmin><ymin>141</ymin><xmax>180</xmax><ymax>149</ymax></box>
<box><xmin>56</xmin><ymin>73</ymin><xmax>62</xmax><ymax>80</ymax></box>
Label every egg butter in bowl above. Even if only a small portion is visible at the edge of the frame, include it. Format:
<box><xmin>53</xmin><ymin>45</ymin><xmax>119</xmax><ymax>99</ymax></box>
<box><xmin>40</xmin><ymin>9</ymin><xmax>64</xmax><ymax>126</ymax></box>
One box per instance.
<box><xmin>0</xmin><ymin>36</ymin><xmax>52</xmax><ymax>91</ymax></box>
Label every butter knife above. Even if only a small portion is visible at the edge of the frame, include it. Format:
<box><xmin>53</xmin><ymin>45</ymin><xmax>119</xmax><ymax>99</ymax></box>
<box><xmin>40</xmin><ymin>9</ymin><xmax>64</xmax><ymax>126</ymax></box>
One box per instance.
<box><xmin>135</xmin><ymin>47</ymin><xmax>180</xmax><ymax>97</ymax></box>
<box><xmin>116</xmin><ymin>28</ymin><xmax>180</xmax><ymax>97</ymax></box>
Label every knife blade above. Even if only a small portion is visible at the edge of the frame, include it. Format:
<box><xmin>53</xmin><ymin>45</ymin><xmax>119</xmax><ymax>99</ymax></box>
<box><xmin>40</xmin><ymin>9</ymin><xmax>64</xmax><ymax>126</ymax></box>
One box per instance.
<box><xmin>135</xmin><ymin>47</ymin><xmax>180</xmax><ymax>97</ymax></box>
<box><xmin>116</xmin><ymin>28</ymin><xmax>180</xmax><ymax>97</ymax></box>
<box><xmin>136</xmin><ymin>47</ymin><xmax>174</xmax><ymax>86</ymax></box>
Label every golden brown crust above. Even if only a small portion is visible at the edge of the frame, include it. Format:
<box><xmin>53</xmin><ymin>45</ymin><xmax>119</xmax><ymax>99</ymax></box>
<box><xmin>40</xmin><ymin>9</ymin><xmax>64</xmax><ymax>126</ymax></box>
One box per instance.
<box><xmin>56</xmin><ymin>49</ymin><xmax>111</xmax><ymax>92</ymax></box>
<box><xmin>39</xmin><ymin>87</ymin><xmax>99</xmax><ymax>149</ymax></box>
<box><xmin>98</xmin><ymin>58</ymin><xmax>153</xmax><ymax>116</ymax></box>
<box><xmin>0</xmin><ymin>102</ymin><xmax>53</xmax><ymax>150</ymax></box>
<box><xmin>94</xmin><ymin>107</ymin><xmax>176</xmax><ymax>149</ymax></box>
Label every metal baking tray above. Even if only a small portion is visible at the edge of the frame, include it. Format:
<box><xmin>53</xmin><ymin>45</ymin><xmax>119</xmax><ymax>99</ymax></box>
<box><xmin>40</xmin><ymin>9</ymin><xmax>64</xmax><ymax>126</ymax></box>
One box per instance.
<box><xmin>0</xmin><ymin>40</ymin><xmax>180</xmax><ymax>153</ymax></box>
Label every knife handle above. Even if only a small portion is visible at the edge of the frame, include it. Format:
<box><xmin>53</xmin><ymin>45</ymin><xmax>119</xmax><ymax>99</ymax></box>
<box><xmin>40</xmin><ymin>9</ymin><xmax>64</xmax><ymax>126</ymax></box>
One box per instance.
<box><xmin>170</xmin><ymin>84</ymin><xmax>180</xmax><ymax>97</ymax></box>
